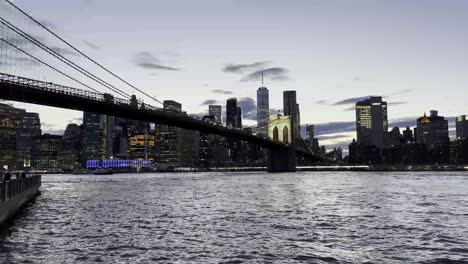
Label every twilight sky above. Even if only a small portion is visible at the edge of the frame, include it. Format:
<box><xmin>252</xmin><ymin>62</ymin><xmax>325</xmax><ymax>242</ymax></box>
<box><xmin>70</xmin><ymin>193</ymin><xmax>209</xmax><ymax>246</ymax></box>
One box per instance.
<box><xmin>2</xmin><ymin>0</ymin><xmax>468</xmax><ymax>151</ymax></box>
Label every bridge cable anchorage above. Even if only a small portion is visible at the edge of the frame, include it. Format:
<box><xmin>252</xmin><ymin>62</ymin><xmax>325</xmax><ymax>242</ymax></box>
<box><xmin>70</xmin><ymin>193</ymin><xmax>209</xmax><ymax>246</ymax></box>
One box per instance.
<box><xmin>0</xmin><ymin>38</ymin><xmax>101</xmax><ymax>93</ymax></box>
<box><xmin>4</xmin><ymin>0</ymin><xmax>164</xmax><ymax>106</ymax></box>
<box><xmin>0</xmin><ymin>18</ymin><xmax>131</xmax><ymax>99</ymax></box>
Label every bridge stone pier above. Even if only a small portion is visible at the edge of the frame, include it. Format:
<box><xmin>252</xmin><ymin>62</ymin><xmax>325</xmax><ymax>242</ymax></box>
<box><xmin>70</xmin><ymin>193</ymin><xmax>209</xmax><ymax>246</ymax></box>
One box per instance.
<box><xmin>267</xmin><ymin>145</ymin><xmax>297</xmax><ymax>172</ymax></box>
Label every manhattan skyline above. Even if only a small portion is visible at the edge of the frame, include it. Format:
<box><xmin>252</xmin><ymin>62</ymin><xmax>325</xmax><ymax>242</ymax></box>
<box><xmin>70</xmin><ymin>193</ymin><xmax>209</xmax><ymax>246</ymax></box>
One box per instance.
<box><xmin>4</xmin><ymin>0</ymin><xmax>468</xmax><ymax>151</ymax></box>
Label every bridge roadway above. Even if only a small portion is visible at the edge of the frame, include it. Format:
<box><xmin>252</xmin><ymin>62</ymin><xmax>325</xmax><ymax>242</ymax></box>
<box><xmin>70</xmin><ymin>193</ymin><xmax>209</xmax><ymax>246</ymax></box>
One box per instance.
<box><xmin>0</xmin><ymin>73</ymin><xmax>322</xmax><ymax>168</ymax></box>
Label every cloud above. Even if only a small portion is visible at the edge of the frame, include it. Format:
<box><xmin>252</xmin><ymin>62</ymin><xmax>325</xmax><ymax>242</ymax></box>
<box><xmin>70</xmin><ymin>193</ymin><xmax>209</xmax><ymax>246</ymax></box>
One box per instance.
<box><xmin>238</xmin><ymin>97</ymin><xmax>257</xmax><ymax>121</ymax></box>
<box><xmin>308</xmin><ymin>121</ymin><xmax>356</xmax><ymax>136</ymax></box>
<box><xmin>316</xmin><ymin>134</ymin><xmax>350</xmax><ymax>140</ymax></box>
<box><xmin>212</xmin><ymin>89</ymin><xmax>232</xmax><ymax>95</ymax></box>
<box><xmin>200</xmin><ymin>99</ymin><xmax>219</xmax><ymax>106</ymax></box>
<box><xmin>39</xmin><ymin>20</ymin><xmax>56</xmax><ymax>30</ymax></box>
<box><xmin>388</xmin><ymin>102</ymin><xmax>408</xmax><ymax>106</ymax></box>
<box><xmin>269</xmin><ymin>108</ymin><xmax>282</xmax><ymax>116</ymax></box>
<box><xmin>133</xmin><ymin>51</ymin><xmax>180</xmax><ymax>71</ymax></box>
<box><xmin>68</xmin><ymin>117</ymin><xmax>83</xmax><ymax>124</ymax></box>
<box><xmin>390</xmin><ymin>89</ymin><xmax>414</xmax><ymax>96</ymax></box>
<box><xmin>50</xmin><ymin>46</ymin><xmax>79</xmax><ymax>56</ymax></box>
<box><xmin>222</xmin><ymin>61</ymin><xmax>270</xmax><ymax>74</ymax></box>
<box><xmin>315</xmin><ymin>99</ymin><xmax>329</xmax><ymax>105</ymax></box>
<box><xmin>42</xmin><ymin>129</ymin><xmax>65</xmax><ymax>135</ymax></box>
<box><xmin>241</xmin><ymin>67</ymin><xmax>289</xmax><ymax>82</ymax></box>
<box><xmin>332</xmin><ymin>96</ymin><xmax>370</xmax><ymax>106</ymax></box>
<box><xmin>83</xmin><ymin>40</ymin><xmax>100</xmax><ymax>50</ymax></box>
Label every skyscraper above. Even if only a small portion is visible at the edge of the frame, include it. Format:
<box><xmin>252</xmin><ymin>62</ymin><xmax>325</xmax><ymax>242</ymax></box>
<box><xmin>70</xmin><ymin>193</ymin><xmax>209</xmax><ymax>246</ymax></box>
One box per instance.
<box><xmin>226</xmin><ymin>98</ymin><xmax>238</xmax><ymax>128</ymax></box>
<box><xmin>283</xmin><ymin>91</ymin><xmax>299</xmax><ymax>140</ymax></box>
<box><xmin>17</xmin><ymin>112</ymin><xmax>41</xmax><ymax>169</ymax></box>
<box><xmin>416</xmin><ymin>110</ymin><xmax>449</xmax><ymax>146</ymax></box>
<box><xmin>236</xmin><ymin>107</ymin><xmax>242</xmax><ymax>128</ymax></box>
<box><xmin>32</xmin><ymin>134</ymin><xmax>62</xmax><ymax>170</ymax></box>
<box><xmin>82</xmin><ymin>112</ymin><xmax>103</xmax><ymax>162</ymax></box>
<box><xmin>59</xmin><ymin>124</ymin><xmax>82</xmax><ymax>170</ymax></box>
<box><xmin>155</xmin><ymin>100</ymin><xmax>183</xmax><ymax>163</ymax></box>
<box><xmin>256</xmin><ymin>87</ymin><xmax>269</xmax><ymax>135</ymax></box>
<box><xmin>208</xmin><ymin>105</ymin><xmax>222</xmax><ymax>124</ymax></box>
<box><xmin>355</xmin><ymin>96</ymin><xmax>388</xmax><ymax>148</ymax></box>
<box><xmin>456</xmin><ymin>115</ymin><xmax>468</xmax><ymax>139</ymax></box>
<box><xmin>163</xmin><ymin>100</ymin><xmax>182</xmax><ymax>112</ymax></box>
<box><xmin>0</xmin><ymin>103</ymin><xmax>23</xmax><ymax>170</ymax></box>
<box><xmin>306</xmin><ymin>124</ymin><xmax>314</xmax><ymax>141</ymax></box>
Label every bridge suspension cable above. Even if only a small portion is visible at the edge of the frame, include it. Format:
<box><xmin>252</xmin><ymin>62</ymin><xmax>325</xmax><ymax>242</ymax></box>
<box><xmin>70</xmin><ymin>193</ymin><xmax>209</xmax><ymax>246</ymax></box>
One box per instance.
<box><xmin>0</xmin><ymin>17</ymin><xmax>131</xmax><ymax>99</ymax></box>
<box><xmin>3</xmin><ymin>0</ymin><xmax>164</xmax><ymax>106</ymax></box>
<box><xmin>0</xmin><ymin>38</ymin><xmax>101</xmax><ymax>93</ymax></box>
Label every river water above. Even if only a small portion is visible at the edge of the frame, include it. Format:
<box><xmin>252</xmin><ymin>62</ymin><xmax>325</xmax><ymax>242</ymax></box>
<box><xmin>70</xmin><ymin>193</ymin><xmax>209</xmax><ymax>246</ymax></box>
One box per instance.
<box><xmin>1</xmin><ymin>172</ymin><xmax>468</xmax><ymax>263</ymax></box>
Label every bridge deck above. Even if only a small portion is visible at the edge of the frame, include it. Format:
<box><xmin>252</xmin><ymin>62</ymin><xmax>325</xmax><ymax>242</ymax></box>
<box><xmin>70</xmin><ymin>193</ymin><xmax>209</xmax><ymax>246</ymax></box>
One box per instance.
<box><xmin>0</xmin><ymin>73</ymin><xmax>321</xmax><ymax>161</ymax></box>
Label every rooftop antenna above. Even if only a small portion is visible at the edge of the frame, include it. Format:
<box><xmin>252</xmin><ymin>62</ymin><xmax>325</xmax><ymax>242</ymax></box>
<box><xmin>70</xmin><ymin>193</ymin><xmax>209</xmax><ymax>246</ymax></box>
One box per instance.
<box><xmin>261</xmin><ymin>68</ymin><xmax>264</xmax><ymax>87</ymax></box>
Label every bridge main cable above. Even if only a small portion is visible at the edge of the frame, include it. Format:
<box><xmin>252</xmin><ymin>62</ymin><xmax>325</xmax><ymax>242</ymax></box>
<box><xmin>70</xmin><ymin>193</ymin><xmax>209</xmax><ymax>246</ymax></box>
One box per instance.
<box><xmin>0</xmin><ymin>38</ymin><xmax>100</xmax><ymax>93</ymax></box>
<box><xmin>4</xmin><ymin>0</ymin><xmax>164</xmax><ymax>106</ymax></box>
<box><xmin>0</xmin><ymin>18</ymin><xmax>131</xmax><ymax>99</ymax></box>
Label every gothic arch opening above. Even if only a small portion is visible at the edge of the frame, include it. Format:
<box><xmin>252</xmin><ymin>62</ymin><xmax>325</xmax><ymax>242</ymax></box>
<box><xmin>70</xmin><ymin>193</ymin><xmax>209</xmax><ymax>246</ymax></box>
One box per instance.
<box><xmin>283</xmin><ymin>126</ymin><xmax>289</xmax><ymax>143</ymax></box>
<box><xmin>273</xmin><ymin>126</ymin><xmax>279</xmax><ymax>142</ymax></box>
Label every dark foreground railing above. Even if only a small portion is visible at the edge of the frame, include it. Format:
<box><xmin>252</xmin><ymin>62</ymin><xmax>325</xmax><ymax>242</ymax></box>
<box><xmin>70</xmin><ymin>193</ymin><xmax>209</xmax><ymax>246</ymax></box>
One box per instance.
<box><xmin>0</xmin><ymin>175</ymin><xmax>41</xmax><ymax>204</ymax></box>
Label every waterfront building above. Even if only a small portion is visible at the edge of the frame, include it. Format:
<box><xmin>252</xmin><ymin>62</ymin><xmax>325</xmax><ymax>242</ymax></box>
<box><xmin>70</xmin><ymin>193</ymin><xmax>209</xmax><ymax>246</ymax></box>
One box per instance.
<box><xmin>256</xmin><ymin>87</ymin><xmax>269</xmax><ymax>135</ymax></box>
<box><xmin>355</xmin><ymin>96</ymin><xmax>388</xmax><ymax>148</ymax></box>
<box><xmin>155</xmin><ymin>100</ymin><xmax>183</xmax><ymax>163</ymax></box>
<box><xmin>208</xmin><ymin>105</ymin><xmax>222</xmax><ymax>124</ymax></box>
<box><xmin>402</xmin><ymin>126</ymin><xmax>414</xmax><ymax>143</ymax></box>
<box><xmin>268</xmin><ymin>115</ymin><xmax>292</xmax><ymax>144</ymax></box>
<box><xmin>129</xmin><ymin>132</ymin><xmax>155</xmax><ymax>160</ymax></box>
<box><xmin>82</xmin><ymin>112</ymin><xmax>103</xmax><ymax>163</ymax></box>
<box><xmin>0</xmin><ymin>103</ymin><xmax>24</xmax><ymax>171</ymax></box>
<box><xmin>59</xmin><ymin>124</ymin><xmax>82</xmax><ymax>170</ymax></box>
<box><xmin>283</xmin><ymin>91</ymin><xmax>299</xmax><ymax>140</ymax></box>
<box><xmin>456</xmin><ymin>115</ymin><xmax>468</xmax><ymax>139</ymax></box>
<box><xmin>416</xmin><ymin>110</ymin><xmax>449</xmax><ymax>147</ymax></box>
<box><xmin>17</xmin><ymin>112</ymin><xmax>41</xmax><ymax>169</ymax></box>
<box><xmin>32</xmin><ymin>134</ymin><xmax>62</xmax><ymax>170</ymax></box>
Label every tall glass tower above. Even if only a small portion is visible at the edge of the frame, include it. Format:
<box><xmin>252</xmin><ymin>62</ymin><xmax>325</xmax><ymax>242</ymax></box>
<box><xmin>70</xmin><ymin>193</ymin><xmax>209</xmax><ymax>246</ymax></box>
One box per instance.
<box><xmin>257</xmin><ymin>87</ymin><xmax>269</xmax><ymax>135</ymax></box>
<box><xmin>355</xmin><ymin>96</ymin><xmax>388</xmax><ymax>148</ymax></box>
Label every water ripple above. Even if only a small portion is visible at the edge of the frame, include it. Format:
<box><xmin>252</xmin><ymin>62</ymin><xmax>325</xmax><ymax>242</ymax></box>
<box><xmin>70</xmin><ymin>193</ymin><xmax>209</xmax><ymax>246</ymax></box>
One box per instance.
<box><xmin>1</xmin><ymin>171</ymin><xmax>468</xmax><ymax>263</ymax></box>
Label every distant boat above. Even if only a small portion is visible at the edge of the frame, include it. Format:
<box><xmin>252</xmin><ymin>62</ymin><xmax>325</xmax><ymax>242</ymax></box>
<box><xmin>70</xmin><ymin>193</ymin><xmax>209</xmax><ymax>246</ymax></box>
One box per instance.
<box><xmin>93</xmin><ymin>168</ymin><xmax>113</xmax><ymax>175</ymax></box>
<box><xmin>72</xmin><ymin>168</ymin><xmax>89</xmax><ymax>174</ymax></box>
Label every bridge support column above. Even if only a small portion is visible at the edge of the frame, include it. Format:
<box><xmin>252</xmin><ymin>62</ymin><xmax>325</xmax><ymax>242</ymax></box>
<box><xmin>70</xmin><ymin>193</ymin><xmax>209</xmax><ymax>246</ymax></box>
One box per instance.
<box><xmin>267</xmin><ymin>146</ymin><xmax>296</xmax><ymax>172</ymax></box>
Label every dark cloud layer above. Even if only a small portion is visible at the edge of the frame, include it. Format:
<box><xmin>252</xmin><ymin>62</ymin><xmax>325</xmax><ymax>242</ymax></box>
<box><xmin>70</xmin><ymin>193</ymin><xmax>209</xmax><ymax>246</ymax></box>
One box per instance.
<box><xmin>222</xmin><ymin>61</ymin><xmax>269</xmax><ymax>74</ymax></box>
<box><xmin>241</xmin><ymin>67</ymin><xmax>289</xmax><ymax>82</ymax></box>
<box><xmin>133</xmin><ymin>51</ymin><xmax>180</xmax><ymax>71</ymax></box>
<box><xmin>238</xmin><ymin>97</ymin><xmax>257</xmax><ymax>120</ymax></box>
<box><xmin>212</xmin><ymin>89</ymin><xmax>232</xmax><ymax>95</ymax></box>
<box><xmin>83</xmin><ymin>40</ymin><xmax>100</xmax><ymax>50</ymax></box>
<box><xmin>50</xmin><ymin>46</ymin><xmax>78</xmax><ymax>57</ymax></box>
<box><xmin>200</xmin><ymin>99</ymin><xmax>219</xmax><ymax>106</ymax></box>
<box><xmin>332</xmin><ymin>96</ymin><xmax>370</xmax><ymax>106</ymax></box>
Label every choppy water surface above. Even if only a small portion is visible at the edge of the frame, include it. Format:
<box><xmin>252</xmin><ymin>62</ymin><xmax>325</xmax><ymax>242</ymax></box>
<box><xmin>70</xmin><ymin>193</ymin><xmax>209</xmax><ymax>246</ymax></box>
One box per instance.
<box><xmin>1</xmin><ymin>172</ymin><xmax>468</xmax><ymax>263</ymax></box>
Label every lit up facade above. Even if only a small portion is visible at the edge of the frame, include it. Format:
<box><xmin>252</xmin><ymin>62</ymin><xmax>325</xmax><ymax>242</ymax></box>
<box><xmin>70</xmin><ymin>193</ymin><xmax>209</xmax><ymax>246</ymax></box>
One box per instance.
<box><xmin>268</xmin><ymin>115</ymin><xmax>292</xmax><ymax>144</ymax></box>
<box><xmin>0</xmin><ymin>103</ymin><xmax>23</xmax><ymax>170</ymax></box>
<box><xmin>82</xmin><ymin>112</ymin><xmax>103</xmax><ymax>162</ymax></box>
<box><xmin>416</xmin><ymin>110</ymin><xmax>449</xmax><ymax>147</ymax></box>
<box><xmin>457</xmin><ymin>115</ymin><xmax>468</xmax><ymax>139</ymax></box>
<box><xmin>129</xmin><ymin>133</ymin><xmax>155</xmax><ymax>160</ymax></box>
<box><xmin>17</xmin><ymin>111</ymin><xmax>41</xmax><ymax>169</ymax></box>
<box><xmin>32</xmin><ymin>134</ymin><xmax>63</xmax><ymax>170</ymax></box>
<box><xmin>355</xmin><ymin>96</ymin><xmax>388</xmax><ymax>148</ymax></box>
<box><xmin>86</xmin><ymin>159</ymin><xmax>152</xmax><ymax>169</ymax></box>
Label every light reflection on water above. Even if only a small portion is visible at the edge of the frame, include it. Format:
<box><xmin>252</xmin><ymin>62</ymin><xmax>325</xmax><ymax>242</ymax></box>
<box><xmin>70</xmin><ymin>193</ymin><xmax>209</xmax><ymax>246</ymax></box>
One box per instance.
<box><xmin>1</xmin><ymin>171</ymin><xmax>468</xmax><ymax>263</ymax></box>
